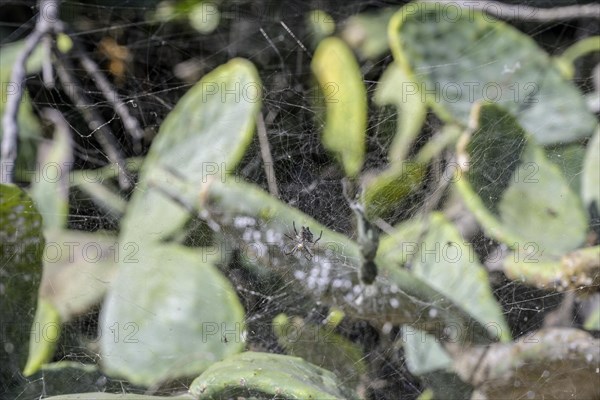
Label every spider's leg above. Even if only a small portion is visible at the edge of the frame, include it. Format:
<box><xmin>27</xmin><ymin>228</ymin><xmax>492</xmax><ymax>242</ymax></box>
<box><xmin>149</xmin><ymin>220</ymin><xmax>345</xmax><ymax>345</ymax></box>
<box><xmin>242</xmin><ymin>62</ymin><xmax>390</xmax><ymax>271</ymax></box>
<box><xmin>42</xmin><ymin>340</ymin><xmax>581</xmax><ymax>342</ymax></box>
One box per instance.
<box><xmin>293</xmin><ymin>221</ymin><xmax>298</xmax><ymax>236</ymax></box>
<box><xmin>304</xmin><ymin>248</ymin><xmax>313</xmax><ymax>260</ymax></box>
<box><xmin>313</xmin><ymin>230</ymin><xmax>323</xmax><ymax>245</ymax></box>
<box><xmin>285</xmin><ymin>246</ymin><xmax>298</xmax><ymax>256</ymax></box>
<box><xmin>284</xmin><ymin>233</ymin><xmax>295</xmax><ymax>241</ymax></box>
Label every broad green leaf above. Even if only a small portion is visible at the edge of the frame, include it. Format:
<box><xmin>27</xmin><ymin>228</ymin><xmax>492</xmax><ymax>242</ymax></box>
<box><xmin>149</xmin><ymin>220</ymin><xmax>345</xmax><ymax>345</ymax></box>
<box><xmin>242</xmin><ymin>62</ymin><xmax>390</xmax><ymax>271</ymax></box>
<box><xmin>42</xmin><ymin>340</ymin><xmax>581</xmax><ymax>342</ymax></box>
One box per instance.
<box><xmin>312</xmin><ymin>37</ymin><xmax>367</xmax><ymax>177</ymax></box>
<box><xmin>402</xmin><ymin>302</ymin><xmax>470</xmax><ymax>396</ymax></box>
<box><xmin>272</xmin><ymin>314</ymin><xmax>366</xmax><ymax>386</ymax></box>
<box><xmin>189</xmin><ymin>351</ymin><xmax>360</xmax><ymax>399</ymax></box>
<box><xmin>38</xmin><ymin>229</ymin><xmax>118</xmax><ymax>321</ymax></box>
<box><xmin>25</xmin><ymin>174</ymin><xmax>115</xmax><ymax>375</ymax></box>
<box><xmin>122</xmin><ymin>58</ymin><xmax>262</xmax><ymax>243</ymax></box>
<box><xmin>413</xmin><ymin>213</ymin><xmax>510</xmax><ymax>341</ymax></box>
<box><xmin>403</xmin><ymin>329</ymin><xmax>452</xmax><ymax>374</ymax></box>
<box><xmin>100</xmin><ymin>244</ymin><xmax>245</xmax><ymax>386</ymax></box>
<box><xmin>29</xmin><ymin>118</ymin><xmax>73</xmax><ymax>230</ymax></box>
<box><xmin>374</xmin><ymin>63</ymin><xmax>427</xmax><ymax>163</ymax></box>
<box><xmin>498</xmin><ymin>142</ymin><xmax>587</xmax><ymax>253</ymax></box>
<box><xmin>23</xmin><ymin>299</ymin><xmax>61</xmax><ymax>376</ymax></box>
<box><xmin>0</xmin><ymin>184</ymin><xmax>44</xmax><ymax>382</ymax></box>
<box><xmin>380</xmin><ymin>213</ymin><xmax>510</xmax><ymax>342</ymax></box>
<box><xmin>582</xmin><ymin>128</ymin><xmax>599</xmax><ymax>215</ymax></box>
<box><xmin>98</xmin><ymin>59</ymin><xmax>257</xmax><ymax>386</ymax></box>
<box><xmin>363</xmin><ymin>161</ymin><xmax>426</xmax><ymax>219</ymax></box>
<box><xmin>546</xmin><ymin>144</ymin><xmax>586</xmax><ymax>196</ymax></box>
<box><xmin>389</xmin><ymin>2</ymin><xmax>597</xmax><ymax>145</ymax></box>
<box><xmin>377</xmin><ymin>216</ymin><xmax>425</xmax><ymax>267</ymax></box>
<box><xmin>455</xmin><ymin>104</ymin><xmax>587</xmax><ymax>255</ymax></box>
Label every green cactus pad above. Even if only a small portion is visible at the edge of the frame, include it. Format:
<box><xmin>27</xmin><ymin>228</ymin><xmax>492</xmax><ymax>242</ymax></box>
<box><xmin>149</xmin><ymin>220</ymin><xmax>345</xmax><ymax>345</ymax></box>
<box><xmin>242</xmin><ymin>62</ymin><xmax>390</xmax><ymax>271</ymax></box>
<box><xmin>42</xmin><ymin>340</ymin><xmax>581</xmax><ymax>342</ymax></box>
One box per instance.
<box><xmin>189</xmin><ymin>351</ymin><xmax>359</xmax><ymax>399</ymax></box>
<box><xmin>389</xmin><ymin>2</ymin><xmax>597</xmax><ymax>145</ymax></box>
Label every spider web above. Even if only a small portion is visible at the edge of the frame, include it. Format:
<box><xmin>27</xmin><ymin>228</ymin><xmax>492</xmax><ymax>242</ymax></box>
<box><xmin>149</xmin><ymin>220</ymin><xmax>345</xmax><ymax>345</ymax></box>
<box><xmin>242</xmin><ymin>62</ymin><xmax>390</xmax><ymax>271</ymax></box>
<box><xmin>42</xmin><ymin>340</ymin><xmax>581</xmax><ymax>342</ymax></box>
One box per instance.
<box><xmin>1</xmin><ymin>0</ymin><xmax>598</xmax><ymax>399</ymax></box>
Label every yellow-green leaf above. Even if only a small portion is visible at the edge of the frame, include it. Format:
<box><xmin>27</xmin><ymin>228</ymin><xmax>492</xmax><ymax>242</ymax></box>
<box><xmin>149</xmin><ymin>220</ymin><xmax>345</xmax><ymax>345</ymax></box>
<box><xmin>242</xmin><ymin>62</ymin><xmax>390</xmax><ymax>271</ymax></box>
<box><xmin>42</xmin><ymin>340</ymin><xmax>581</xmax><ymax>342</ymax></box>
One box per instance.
<box><xmin>23</xmin><ymin>299</ymin><xmax>61</xmax><ymax>376</ymax></box>
<box><xmin>375</xmin><ymin>62</ymin><xmax>426</xmax><ymax>164</ymax></box>
<box><xmin>122</xmin><ymin>58</ymin><xmax>262</xmax><ymax>243</ymax></box>
<box><xmin>312</xmin><ymin>37</ymin><xmax>367</xmax><ymax>177</ymax></box>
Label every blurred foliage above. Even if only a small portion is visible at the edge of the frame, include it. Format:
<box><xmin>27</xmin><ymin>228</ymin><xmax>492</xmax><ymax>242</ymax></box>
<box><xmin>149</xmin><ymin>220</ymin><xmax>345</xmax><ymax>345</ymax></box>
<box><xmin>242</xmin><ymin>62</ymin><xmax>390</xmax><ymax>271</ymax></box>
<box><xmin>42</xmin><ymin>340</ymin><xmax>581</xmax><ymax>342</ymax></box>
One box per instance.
<box><xmin>1</xmin><ymin>0</ymin><xmax>599</xmax><ymax>399</ymax></box>
<box><xmin>0</xmin><ymin>40</ymin><xmax>44</xmax><ymax>179</ymax></box>
<box><xmin>0</xmin><ymin>184</ymin><xmax>44</xmax><ymax>396</ymax></box>
<box><xmin>189</xmin><ymin>351</ymin><xmax>360</xmax><ymax>399</ymax></box>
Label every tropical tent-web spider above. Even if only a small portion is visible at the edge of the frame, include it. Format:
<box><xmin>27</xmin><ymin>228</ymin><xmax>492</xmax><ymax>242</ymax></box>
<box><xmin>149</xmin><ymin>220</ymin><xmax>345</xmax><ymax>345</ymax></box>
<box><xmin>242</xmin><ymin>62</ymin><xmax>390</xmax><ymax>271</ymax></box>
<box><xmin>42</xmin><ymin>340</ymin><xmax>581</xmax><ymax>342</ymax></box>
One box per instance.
<box><xmin>284</xmin><ymin>221</ymin><xmax>323</xmax><ymax>260</ymax></box>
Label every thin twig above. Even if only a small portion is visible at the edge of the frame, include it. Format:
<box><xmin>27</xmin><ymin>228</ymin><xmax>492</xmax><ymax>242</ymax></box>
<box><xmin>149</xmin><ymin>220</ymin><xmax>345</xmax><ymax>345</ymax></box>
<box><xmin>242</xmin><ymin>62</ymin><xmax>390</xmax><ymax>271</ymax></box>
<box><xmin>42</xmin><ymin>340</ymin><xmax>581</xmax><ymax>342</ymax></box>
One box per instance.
<box><xmin>41</xmin><ymin>35</ymin><xmax>54</xmax><ymax>88</ymax></box>
<box><xmin>373</xmin><ymin>217</ymin><xmax>395</xmax><ymax>236</ymax></box>
<box><xmin>256</xmin><ymin>112</ymin><xmax>279</xmax><ymax>198</ymax></box>
<box><xmin>259</xmin><ymin>27</ymin><xmax>286</xmax><ymax>73</ymax></box>
<box><xmin>53</xmin><ymin>50</ymin><xmax>132</xmax><ymax>189</ymax></box>
<box><xmin>280</xmin><ymin>21</ymin><xmax>312</xmax><ymax>57</ymax></box>
<box><xmin>0</xmin><ymin>0</ymin><xmax>57</xmax><ymax>183</ymax></box>
<box><xmin>424</xmin><ymin>0</ymin><xmax>600</xmax><ymax>21</ymax></box>
<box><xmin>342</xmin><ymin>178</ymin><xmax>379</xmax><ymax>284</ymax></box>
<box><xmin>467</xmin><ymin>345</ymin><xmax>491</xmax><ymax>387</ymax></box>
<box><xmin>65</xmin><ymin>28</ymin><xmax>145</xmax><ymax>151</ymax></box>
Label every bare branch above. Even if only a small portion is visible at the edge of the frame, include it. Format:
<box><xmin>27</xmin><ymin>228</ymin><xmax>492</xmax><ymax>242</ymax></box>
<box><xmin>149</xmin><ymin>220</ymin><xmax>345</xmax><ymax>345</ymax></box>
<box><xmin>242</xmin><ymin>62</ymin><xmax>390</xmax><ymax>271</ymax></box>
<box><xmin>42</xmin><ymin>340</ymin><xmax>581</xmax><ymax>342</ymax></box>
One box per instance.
<box><xmin>1</xmin><ymin>0</ymin><xmax>142</xmax><ymax>186</ymax></box>
<box><xmin>425</xmin><ymin>0</ymin><xmax>600</xmax><ymax>21</ymax></box>
<box><xmin>54</xmin><ymin>51</ymin><xmax>132</xmax><ymax>189</ymax></box>
<box><xmin>0</xmin><ymin>0</ymin><xmax>56</xmax><ymax>183</ymax></box>
<box><xmin>41</xmin><ymin>35</ymin><xmax>54</xmax><ymax>88</ymax></box>
<box><xmin>453</xmin><ymin>328</ymin><xmax>600</xmax><ymax>399</ymax></box>
<box><xmin>66</xmin><ymin>30</ymin><xmax>145</xmax><ymax>150</ymax></box>
<box><xmin>256</xmin><ymin>112</ymin><xmax>279</xmax><ymax>198</ymax></box>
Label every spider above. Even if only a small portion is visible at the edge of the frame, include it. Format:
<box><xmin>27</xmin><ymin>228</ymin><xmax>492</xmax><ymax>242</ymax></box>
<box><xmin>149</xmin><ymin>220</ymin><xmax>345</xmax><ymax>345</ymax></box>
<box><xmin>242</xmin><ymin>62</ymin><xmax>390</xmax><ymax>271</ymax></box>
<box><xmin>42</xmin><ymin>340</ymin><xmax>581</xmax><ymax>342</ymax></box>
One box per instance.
<box><xmin>284</xmin><ymin>221</ymin><xmax>323</xmax><ymax>260</ymax></box>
